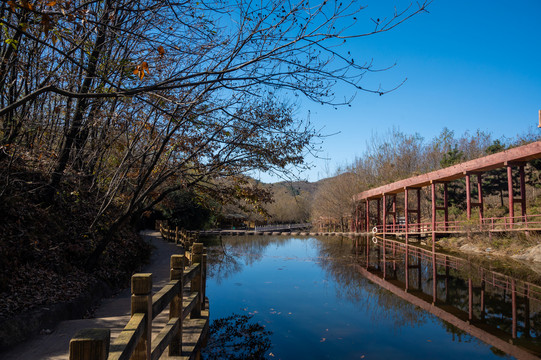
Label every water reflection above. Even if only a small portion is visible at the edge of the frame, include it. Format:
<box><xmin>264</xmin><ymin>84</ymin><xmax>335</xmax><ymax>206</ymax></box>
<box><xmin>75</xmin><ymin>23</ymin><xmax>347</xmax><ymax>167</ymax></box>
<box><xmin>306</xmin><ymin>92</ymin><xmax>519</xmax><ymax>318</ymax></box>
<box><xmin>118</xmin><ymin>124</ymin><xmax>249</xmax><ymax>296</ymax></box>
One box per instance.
<box><xmin>352</xmin><ymin>235</ymin><xmax>541</xmax><ymax>359</ymax></box>
<box><xmin>204</xmin><ymin>235</ymin><xmax>541</xmax><ymax>359</ymax></box>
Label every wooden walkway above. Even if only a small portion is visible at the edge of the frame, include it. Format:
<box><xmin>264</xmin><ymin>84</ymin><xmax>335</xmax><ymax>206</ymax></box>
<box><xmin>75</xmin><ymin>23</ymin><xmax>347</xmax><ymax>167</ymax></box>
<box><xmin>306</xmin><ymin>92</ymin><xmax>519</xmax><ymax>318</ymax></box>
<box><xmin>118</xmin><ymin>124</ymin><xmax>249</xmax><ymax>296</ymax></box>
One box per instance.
<box><xmin>68</xmin><ymin>232</ymin><xmax>209</xmax><ymax>360</ymax></box>
<box><xmin>0</xmin><ymin>231</ymin><xmax>196</xmax><ymax>360</ymax></box>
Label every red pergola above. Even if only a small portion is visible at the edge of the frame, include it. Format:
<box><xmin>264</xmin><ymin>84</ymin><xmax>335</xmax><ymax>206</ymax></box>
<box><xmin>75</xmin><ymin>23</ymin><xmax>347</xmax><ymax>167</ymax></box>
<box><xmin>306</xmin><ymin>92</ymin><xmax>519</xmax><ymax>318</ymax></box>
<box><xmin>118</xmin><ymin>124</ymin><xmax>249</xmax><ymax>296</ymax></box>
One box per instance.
<box><xmin>353</xmin><ymin>141</ymin><xmax>541</xmax><ymax>248</ymax></box>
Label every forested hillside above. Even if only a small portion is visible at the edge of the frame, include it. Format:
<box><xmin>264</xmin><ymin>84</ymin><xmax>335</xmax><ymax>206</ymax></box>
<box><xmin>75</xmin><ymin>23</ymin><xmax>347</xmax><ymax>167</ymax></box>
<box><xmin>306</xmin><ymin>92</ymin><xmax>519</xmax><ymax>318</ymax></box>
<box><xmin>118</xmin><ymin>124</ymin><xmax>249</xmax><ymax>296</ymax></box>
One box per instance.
<box><xmin>311</xmin><ymin>127</ymin><xmax>541</xmax><ymax>231</ymax></box>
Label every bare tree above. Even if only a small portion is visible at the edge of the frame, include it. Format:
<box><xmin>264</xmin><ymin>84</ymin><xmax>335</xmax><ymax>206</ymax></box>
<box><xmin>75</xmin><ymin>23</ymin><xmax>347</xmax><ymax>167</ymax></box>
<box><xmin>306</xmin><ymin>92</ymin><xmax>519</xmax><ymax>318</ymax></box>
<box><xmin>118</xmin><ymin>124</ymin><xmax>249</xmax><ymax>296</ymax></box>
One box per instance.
<box><xmin>0</xmin><ymin>0</ymin><xmax>432</xmax><ymax>267</ymax></box>
<box><xmin>311</xmin><ymin>171</ymin><xmax>362</xmax><ymax>231</ymax></box>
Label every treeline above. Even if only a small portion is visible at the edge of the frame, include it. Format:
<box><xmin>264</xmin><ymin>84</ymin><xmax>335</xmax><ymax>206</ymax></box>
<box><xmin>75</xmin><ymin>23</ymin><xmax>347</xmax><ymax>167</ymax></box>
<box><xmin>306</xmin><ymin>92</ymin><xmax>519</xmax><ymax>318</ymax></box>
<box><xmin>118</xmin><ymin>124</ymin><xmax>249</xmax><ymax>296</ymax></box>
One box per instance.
<box><xmin>311</xmin><ymin>127</ymin><xmax>541</xmax><ymax>231</ymax></box>
<box><xmin>0</xmin><ymin>0</ymin><xmax>432</xmax><ymax>268</ymax></box>
<box><xmin>161</xmin><ymin>127</ymin><xmax>541</xmax><ymax>230</ymax></box>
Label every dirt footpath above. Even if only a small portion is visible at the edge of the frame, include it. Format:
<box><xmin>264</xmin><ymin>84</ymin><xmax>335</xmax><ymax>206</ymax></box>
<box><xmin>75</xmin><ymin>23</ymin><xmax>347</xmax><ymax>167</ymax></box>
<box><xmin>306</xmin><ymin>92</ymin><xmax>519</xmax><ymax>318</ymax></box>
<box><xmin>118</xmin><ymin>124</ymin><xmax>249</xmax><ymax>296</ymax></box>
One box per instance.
<box><xmin>0</xmin><ymin>230</ymin><xmax>181</xmax><ymax>360</ymax></box>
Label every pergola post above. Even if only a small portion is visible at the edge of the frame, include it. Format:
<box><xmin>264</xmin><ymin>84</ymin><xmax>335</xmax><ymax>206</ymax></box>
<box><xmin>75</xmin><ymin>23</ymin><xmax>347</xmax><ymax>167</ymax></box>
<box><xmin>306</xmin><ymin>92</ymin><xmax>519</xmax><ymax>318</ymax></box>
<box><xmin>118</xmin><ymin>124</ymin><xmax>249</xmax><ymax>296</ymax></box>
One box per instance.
<box><xmin>507</xmin><ymin>164</ymin><xmax>514</xmax><ymax>228</ymax></box>
<box><xmin>392</xmin><ymin>195</ymin><xmax>397</xmax><ymax>232</ymax></box>
<box><xmin>431</xmin><ymin>182</ymin><xmax>436</xmax><ymax>248</ymax></box>
<box><xmin>443</xmin><ymin>183</ymin><xmax>449</xmax><ymax>231</ymax></box>
<box><xmin>366</xmin><ymin>199</ymin><xmax>370</xmax><ymax>232</ymax></box>
<box><xmin>466</xmin><ymin>173</ymin><xmax>472</xmax><ymax>220</ymax></box>
<box><xmin>382</xmin><ymin>194</ymin><xmax>387</xmax><ymax>234</ymax></box>
<box><xmin>520</xmin><ymin>165</ymin><xmax>527</xmax><ymax>218</ymax></box>
<box><xmin>417</xmin><ymin>188</ymin><xmax>421</xmax><ymax>232</ymax></box>
<box><xmin>404</xmin><ymin>188</ymin><xmax>409</xmax><ymax>244</ymax></box>
<box><xmin>478</xmin><ymin>173</ymin><xmax>484</xmax><ymax>225</ymax></box>
<box><xmin>377</xmin><ymin>198</ymin><xmax>381</xmax><ymax>230</ymax></box>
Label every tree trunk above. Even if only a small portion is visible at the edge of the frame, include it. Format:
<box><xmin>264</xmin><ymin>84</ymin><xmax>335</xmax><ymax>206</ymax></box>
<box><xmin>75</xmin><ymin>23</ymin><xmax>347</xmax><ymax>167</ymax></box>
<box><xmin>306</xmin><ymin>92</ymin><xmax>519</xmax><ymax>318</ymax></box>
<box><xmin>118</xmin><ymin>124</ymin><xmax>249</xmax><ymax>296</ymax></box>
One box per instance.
<box><xmin>47</xmin><ymin>2</ymin><xmax>111</xmax><ymax>198</ymax></box>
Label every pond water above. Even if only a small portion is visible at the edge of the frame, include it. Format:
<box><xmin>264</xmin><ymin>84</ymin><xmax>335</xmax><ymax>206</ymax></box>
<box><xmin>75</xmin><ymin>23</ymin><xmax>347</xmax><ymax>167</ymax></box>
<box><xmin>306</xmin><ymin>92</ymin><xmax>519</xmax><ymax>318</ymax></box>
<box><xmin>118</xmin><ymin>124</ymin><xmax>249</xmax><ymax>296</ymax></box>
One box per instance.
<box><xmin>202</xmin><ymin>235</ymin><xmax>541</xmax><ymax>359</ymax></box>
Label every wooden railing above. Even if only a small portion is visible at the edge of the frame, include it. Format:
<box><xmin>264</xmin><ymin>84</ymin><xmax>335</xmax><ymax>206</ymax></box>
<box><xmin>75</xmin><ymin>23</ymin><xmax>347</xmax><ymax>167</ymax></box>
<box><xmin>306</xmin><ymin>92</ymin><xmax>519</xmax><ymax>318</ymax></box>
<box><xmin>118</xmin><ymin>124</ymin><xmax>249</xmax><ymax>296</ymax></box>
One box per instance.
<box><xmin>157</xmin><ymin>221</ymin><xmax>200</xmax><ymax>248</ymax></box>
<box><xmin>68</xmin><ymin>243</ymin><xmax>208</xmax><ymax>360</ymax></box>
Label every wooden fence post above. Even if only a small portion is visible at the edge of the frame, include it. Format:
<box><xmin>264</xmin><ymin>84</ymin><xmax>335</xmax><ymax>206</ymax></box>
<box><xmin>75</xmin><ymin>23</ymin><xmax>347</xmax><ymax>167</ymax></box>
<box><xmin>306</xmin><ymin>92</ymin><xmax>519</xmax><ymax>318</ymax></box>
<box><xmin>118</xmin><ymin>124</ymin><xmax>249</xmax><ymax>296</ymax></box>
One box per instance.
<box><xmin>131</xmin><ymin>274</ymin><xmax>152</xmax><ymax>360</ymax></box>
<box><xmin>169</xmin><ymin>255</ymin><xmax>184</xmax><ymax>356</ymax></box>
<box><xmin>191</xmin><ymin>243</ymin><xmax>204</xmax><ymax>318</ymax></box>
<box><xmin>69</xmin><ymin>328</ymin><xmax>110</xmax><ymax>360</ymax></box>
<box><xmin>202</xmin><ymin>248</ymin><xmax>207</xmax><ymax>310</ymax></box>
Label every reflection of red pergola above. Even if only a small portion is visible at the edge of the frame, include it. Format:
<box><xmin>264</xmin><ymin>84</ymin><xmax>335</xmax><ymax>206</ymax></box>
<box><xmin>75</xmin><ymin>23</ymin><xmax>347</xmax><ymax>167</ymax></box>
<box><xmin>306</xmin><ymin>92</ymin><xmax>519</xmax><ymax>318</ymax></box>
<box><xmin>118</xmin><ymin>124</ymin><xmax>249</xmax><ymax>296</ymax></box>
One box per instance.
<box><xmin>353</xmin><ymin>141</ymin><xmax>541</xmax><ymax>247</ymax></box>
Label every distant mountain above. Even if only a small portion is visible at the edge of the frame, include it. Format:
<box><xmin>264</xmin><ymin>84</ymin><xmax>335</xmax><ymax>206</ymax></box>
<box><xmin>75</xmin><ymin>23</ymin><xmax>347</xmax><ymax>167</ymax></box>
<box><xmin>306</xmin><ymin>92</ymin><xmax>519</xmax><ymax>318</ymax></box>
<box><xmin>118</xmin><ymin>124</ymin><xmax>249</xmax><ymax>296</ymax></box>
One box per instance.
<box><xmin>269</xmin><ymin>180</ymin><xmax>320</xmax><ymax>197</ymax></box>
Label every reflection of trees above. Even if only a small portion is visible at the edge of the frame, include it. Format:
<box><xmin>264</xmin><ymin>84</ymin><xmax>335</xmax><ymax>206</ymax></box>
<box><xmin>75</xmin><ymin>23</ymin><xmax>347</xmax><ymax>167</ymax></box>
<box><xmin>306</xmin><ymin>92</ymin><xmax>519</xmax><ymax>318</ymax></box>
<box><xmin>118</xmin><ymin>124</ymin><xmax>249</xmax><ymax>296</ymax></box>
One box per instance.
<box><xmin>314</xmin><ymin>236</ymin><xmax>429</xmax><ymax>330</ymax></box>
<box><xmin>206</xmin><ymin>238</ymin><xmax>243</xmax><ymax>285</ymax></box>
<box><xmin>204</xmin><ymin>234</ymin><xmax>541</xmax><ymax>351</ymax></box>
<box><xmin>347</xmin><ymin>236</ymin><xmax>541</xmax><ymax>349</ymax></box>
<box><xmin>204</xmin><ymin>235</ymin><xmax>296</xmax><ymax>284</ymax></box>
<box><xmin>202</xmin><ymin>313</ymin><xmax>272</xmax><ymax>360</ymax></box>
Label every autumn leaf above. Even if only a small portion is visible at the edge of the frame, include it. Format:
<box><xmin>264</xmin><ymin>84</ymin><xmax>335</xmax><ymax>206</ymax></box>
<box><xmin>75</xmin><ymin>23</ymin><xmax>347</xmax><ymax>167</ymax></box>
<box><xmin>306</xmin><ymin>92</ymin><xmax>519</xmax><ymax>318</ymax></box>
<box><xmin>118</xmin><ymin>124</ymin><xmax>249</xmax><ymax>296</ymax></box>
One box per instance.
<box><xmin>7</xmin><ymin>1</ymin><xmax>17</xmax><ymax>11</ymax></box>
<box><xmin>133</xmin><ymin>61</ymin><xmax>150</xmax><ymax>80</ymax></box>
<box><xmin>20</xmin><ymin>0</ymin><xmax>34</xmax><ymax>11</ymax></box>
<box><xmin>47</xmin><ymin>1</ymin><xmax>56</xmax><ymax>6</ymax></box>
<box><xmin>157</xmin><ymin>45</ymin><xmax>165</xmax><ymax>58</ymax></box>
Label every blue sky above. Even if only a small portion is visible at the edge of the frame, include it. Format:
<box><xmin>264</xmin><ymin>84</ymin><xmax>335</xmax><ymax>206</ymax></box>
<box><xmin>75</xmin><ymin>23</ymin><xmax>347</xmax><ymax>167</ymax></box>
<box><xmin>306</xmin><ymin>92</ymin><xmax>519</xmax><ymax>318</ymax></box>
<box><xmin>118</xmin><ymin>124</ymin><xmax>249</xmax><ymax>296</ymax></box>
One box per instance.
<box><xmin>256</xmin><ymin>0</ymin><xmax>541</xmax><ymax>183</ymax></box>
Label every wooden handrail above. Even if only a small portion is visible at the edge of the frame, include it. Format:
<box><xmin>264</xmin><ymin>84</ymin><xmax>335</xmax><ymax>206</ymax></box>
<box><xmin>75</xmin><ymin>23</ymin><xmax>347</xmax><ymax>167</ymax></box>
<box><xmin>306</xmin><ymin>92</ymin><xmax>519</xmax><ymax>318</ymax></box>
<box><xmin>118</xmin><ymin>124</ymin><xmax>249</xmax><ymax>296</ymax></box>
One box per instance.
<box><xmin>108</xmin><ymin>314</ymin><xmax>147</xmax><ymax>360</ymax></box>
<box><xmin>157</xmin><ymin>221</ymin><xmax>200</xmax><ymax>247</ymax></box>
<box><xmin>69</xmin><ymin>236</ymin><xmax>208</xmax><ymax>360</ymax></box>
<box><xmin>151</xmin><ymin>280</ymin><xmax>181</xmax><ymax>320</ymax></box>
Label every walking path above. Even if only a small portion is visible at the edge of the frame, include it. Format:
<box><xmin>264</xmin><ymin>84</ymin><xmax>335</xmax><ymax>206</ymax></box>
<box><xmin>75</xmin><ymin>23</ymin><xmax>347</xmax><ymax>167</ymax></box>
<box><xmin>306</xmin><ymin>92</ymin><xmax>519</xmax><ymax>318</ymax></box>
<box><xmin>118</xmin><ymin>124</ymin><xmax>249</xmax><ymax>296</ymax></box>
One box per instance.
<box><xmin>1</xmin><ymin>230</ymin><xmax>181</xmax><ymax>360</ymax></box>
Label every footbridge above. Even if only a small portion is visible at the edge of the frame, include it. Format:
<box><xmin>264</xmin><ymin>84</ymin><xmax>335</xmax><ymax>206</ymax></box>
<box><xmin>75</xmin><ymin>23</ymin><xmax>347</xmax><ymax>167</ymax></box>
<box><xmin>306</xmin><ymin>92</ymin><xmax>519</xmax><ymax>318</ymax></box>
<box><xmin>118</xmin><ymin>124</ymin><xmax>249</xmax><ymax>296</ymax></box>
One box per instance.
<box><xmin>353</xmin><ymin>141</ymin><xmax>541</xmax><ymax>247</ymax></box>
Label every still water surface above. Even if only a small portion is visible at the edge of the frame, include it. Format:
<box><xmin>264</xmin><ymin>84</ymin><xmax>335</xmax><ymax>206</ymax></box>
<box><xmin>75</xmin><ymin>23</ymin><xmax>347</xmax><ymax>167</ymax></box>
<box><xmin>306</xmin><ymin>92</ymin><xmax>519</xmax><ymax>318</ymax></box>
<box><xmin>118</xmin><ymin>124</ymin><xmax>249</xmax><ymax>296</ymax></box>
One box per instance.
<box><xmin>203</xmin><ymin>235</ymin><xmax>541</xmax><ymax>359</ymax></box>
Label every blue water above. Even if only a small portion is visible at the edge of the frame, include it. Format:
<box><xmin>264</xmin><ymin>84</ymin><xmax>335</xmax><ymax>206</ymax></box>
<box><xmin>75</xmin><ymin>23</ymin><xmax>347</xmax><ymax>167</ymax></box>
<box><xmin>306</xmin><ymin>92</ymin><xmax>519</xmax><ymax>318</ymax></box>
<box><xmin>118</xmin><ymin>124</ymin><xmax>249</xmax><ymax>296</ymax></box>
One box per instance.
<box><xmin>204</xmin><ymin>236</ymin><xmax>518</xmax><ymax>359</ymax></box>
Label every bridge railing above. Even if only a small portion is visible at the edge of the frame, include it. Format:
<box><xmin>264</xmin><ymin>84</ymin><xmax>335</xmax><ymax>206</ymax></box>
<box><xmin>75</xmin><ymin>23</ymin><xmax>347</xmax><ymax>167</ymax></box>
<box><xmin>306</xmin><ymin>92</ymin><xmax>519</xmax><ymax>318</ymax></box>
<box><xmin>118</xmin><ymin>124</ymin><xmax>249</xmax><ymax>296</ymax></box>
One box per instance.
<box><xmin>480</xmin><ymin>214</ymin><xmax>541</xmax><ymax>231</ymax></box>
<box><xmin>373</xmin><ymin>214</ymin><xmax>541</xmax><ymax>234</ymax></box>
<box><xmin>68</xmin><ymin>244</ymin><xmax>208</xmax><ymax>360</ymax></box>
<box><xmin>254</xmin><ymin>223</ymin><xmax>311</xmax><ymax>231</ymax></box>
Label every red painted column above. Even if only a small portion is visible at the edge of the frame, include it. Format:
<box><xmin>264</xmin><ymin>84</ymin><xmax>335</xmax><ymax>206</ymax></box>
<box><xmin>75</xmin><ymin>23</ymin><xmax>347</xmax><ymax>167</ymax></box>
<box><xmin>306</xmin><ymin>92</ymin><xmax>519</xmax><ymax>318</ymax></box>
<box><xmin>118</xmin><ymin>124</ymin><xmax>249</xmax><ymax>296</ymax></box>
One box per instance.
<box><xmin>404</xmin><ymin>188</ymin><xmax>409</xmax><ymax>244</ymax></box>
<box><xmin>431</xmin><ymin>182</ymin><xmax>436</xmax><ymax>248</ymax></box>
<box><xmin>417</xmin><ymin>188</ymin><xmax>421</xmax><ymax>232</ymax></box>
<box><xmin>366</xmin><ymin>199</ymin><xmax>370</xmax><ymax>232</ymax></box>
<box><xmin>382</xmin><ymin>194</ymin><xmax>387</xmax><ymax>234</ymax></box>
<box><xmin>478</xmin><ymin>173</ymin><xmax>484</xmax><ymax>225</ymax></box>
<box><xmin>466</xmin><ymin>173</ymin><xmax>472</xmax><ymax>220</ymax></box>
<box><xmin>358</xmin><ymin>204</ymin><xmax>361</xmax><ymax>232</ymax></box>
<box><xmin>444</xmin><ymin>183</ymin><xmax>449</xmax><ymax>231</ymax></box>
<box><xmin>355</xmin><ymin>202</ymin><xmax>362</xmax><ymax>232</ymax></box>
<box><xmin>377</xmin><ymin>198</ymin><xmax>381</xmax><ymax>231</ymax></box>
<box><xmin>520</xmin><ymin>165</ymin><xmax>526</xmax><ymax>217</ymax></box>
<box><xmin>392</xmin><ymin>195</ymin><xmax>397</xmax><ymax>232</ymax></box>
<box><xmin>507</xmin><ymin>164</ymin><xmax>514</xmax><ymax>228</ymax></box>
